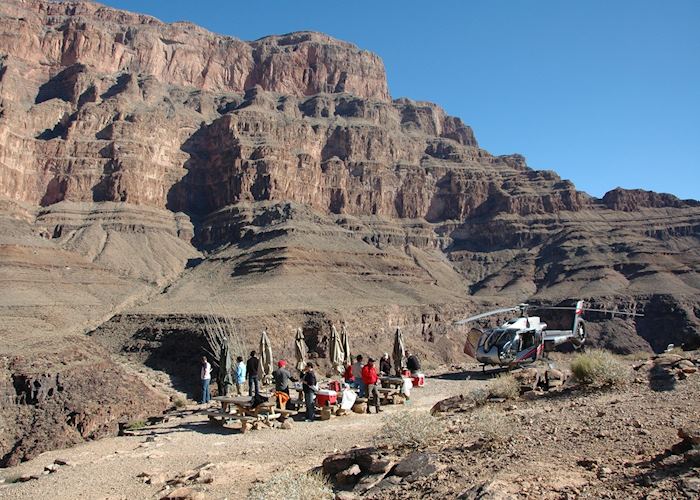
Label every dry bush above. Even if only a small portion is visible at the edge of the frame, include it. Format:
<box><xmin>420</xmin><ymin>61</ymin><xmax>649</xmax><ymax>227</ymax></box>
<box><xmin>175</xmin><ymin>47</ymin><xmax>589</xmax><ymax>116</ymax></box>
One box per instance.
<box><xmin>464</xmin><ymin>386</ymin><xmax>489</xmax><ymax>406</ymax></box>
<box><xmin>248</xmin><ymin>470</ymin><xmax>333</xmax><ymax>500</ymax></box>
<box><xmin>172</xmin><ymin>396</ymin><xmax>187</xmax><ymax>409</ymax></box>
<box><xmin>376</xmin><ymin>411</ymin><xmax>445</xmax><ymax>449</ymax></box>
<box><xmin>622</xmin><ymin>350</ymin><xmax>653</xmax><ymax>361</ymax></box>
<box><xmin>469</xmin><ymin>406</ymin><xmax>514</xmax><ymax>443</ymax></box>
<box><xmin>570</xmin><ymin>349</ymin><xmax>630</xmax><ymax>387</ymax></box>
<box><xmin>488</xmin><ymin>374</ymin><xmax>520</xmax><ymax>400</ymax></box>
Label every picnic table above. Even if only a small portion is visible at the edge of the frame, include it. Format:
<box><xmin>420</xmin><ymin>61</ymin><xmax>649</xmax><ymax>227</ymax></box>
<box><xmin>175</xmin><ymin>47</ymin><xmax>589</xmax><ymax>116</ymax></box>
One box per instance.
<box><xmin>378</xmin><ymin>376</ymin><xmax>411</xmax><ymax>404</ymax></box>
<box><xmin>206</xmin><ymin>395</ymin><xmax>297</xmax><ymax>432</ymax></box>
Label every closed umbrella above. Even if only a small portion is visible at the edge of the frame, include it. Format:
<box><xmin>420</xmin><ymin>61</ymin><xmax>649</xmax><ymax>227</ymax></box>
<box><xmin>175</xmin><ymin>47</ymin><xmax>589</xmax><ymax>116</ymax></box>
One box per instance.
<box><xmin>217</xmin><ymin>339</ymin><xmax>233</xmax><ymax>396</ymax></box>
<box><xmin>329</xmin><ymin>324</ymin><xmax>344</xmax><ymax>374</ymax></box>
<box><xmin>259</xmin><ymin>330</ymin><xmax>273</xmax><ymax>385</ymax></box>
<box><xmin>294</xmin><ymin>327</ymin><xmax>307</xmax><ymax>371</ymax></box>
<box><xmin>341</xmin><ymin>323</ymin><xmax>352</xmax><ymax>368</ymax></box>
<box><xmin>393</xmin><ymin>327</ymin><xmax>406</xmax><ymax>376</ymax></box>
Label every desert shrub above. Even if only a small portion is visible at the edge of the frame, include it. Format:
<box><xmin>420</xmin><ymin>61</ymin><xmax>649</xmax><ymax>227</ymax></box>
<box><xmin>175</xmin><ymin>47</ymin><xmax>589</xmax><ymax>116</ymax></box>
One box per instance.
<box><xmin>172</xmin><ymin>396</ymin><xmax>187</xmax><ymax>409</ymax></box>
<box><xmin>376</xmin><ymin>411</ymin><xmax>445</xmax><ymax>449</ymax></box>
<box><xmin>469</xmin><ymin>406</ymin><xmax>514</xmax><ymax>444</ymax></box>
<box><xmin>622</xmin><ymin>350</ymin><xmax>653</xmax><ymax>361</ymax></box>
<box><xmin>248</xmin><ymin>470</ymin><xmax>333</xmax><ymax>500</ymax></box>
<box><xmin>124</xmin><ymin>420</ymin><xmax>146</xmax><ymax>431</ymax></box>
<box><xmin>464</xmin><ymin>386</ymin><xmax>489</xmax><ymax>406</ymax></box>
<box><xmin>570</xmin><ymin>349</ymin><xmax>629</xmax><ymax>387</ymax></box>
<box><xmin>488</xmin><ymin>374</ymin><xmax>520</xmax><ymax>400</ymax></box>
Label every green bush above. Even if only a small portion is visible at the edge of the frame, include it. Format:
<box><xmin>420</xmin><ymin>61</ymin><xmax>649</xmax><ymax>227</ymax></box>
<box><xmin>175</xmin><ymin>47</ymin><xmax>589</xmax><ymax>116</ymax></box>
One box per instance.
<box><xmin>570</xmin><ymin>349</ymin><xmax>629</xmax><ymax>387</ymax></box>
<box><xmin>248</xmin><ymin>470</ymin><xmax>333</xmax><ymax>500</ymax></box>
<box><xmin>488</xmin><ymin>374</ymin><xmax>520</xmax><ymax>400</ymax></box>
<box><xmin>376</xmin><ymin>411</ymin><xmax>445</xmax><ymax>449</ymax></box>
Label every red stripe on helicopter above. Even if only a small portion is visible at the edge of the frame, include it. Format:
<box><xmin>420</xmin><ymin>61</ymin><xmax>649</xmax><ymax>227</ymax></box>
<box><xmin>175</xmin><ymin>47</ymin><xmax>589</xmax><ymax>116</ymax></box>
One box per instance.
<box><xmin>516</xmin><ymin>345</ymin><xmax>539</xmax><ymax>362</ymax></box>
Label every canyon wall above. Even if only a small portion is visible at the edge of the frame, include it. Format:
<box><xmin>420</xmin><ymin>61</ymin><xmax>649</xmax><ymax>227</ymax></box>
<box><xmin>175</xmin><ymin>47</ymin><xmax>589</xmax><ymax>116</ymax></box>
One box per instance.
<box><xmin>0</xmin><ymin>0</ymin><xmax>698</xmax><ymax>465</ymax></box>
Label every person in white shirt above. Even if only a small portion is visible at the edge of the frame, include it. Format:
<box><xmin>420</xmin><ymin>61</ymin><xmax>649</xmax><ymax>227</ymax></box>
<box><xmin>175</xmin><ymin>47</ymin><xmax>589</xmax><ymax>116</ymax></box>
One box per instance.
<box><xmin>351</xmin><ymin>354</ymin><xmax>366</xmax><ymax>397</ymax></box>
<box><xmin>200</xmin><ymin>355</ymin><xmax>212</xmax><ymax>404</ymax></box>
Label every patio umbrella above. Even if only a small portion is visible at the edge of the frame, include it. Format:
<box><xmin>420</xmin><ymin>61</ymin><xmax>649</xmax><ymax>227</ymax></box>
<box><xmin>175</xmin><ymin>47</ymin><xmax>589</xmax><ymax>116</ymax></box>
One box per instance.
<box><xmin>392</xmin><ymin>327</ymin><xmax>406</xmax><ymax>376</ymax></box>
<box><xmin>329</xmin><ymin>324</ymin><xmax>344</xmax><ymax>374</ymax></box>
<box><xmin>259</xmin><ymin>330</ymin><xmax>273</xmax><ymax>385</ymax></box>
<box><xmin>217</xmin><ymin>339</ymin><xmax>234</xmax><ymax>396</ymax></box>
<box><xmin>294</xmin><ymin>327</ymin><xmax>307</xmax><ymax>371</ymax></box>
<box><xmin>341</xmin><ymin>323</ymin><xmax>352</xmax><ymax>368</ymax></box>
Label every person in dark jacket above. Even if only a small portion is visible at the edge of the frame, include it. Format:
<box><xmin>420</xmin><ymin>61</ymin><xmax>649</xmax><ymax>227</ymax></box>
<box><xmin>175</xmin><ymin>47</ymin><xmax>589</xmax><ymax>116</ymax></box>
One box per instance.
<box><xmin>379</xmin><ymin>352</ymin><xmax>392</xmax><ymax>376</ymax></box>
<box><xmin>301</xmin><ymin>362</ymin><xmax>317</xmax><ymax>421</ymax></box>
<box><xmin>405</xmin><ymin>350</ymin><xmax>421</xmax><ymax>375</ymax></box>
<box><xmin>246</xmin><ymin>351</ymin><xmax>260</xmax><ymax>396</ymax></box>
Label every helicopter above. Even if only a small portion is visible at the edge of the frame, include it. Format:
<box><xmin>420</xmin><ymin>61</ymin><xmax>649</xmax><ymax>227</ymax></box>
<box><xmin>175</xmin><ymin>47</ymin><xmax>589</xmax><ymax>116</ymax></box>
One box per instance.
<box><xmin>455</xmin><ymin>300</ymin><xmax>643</xmax><ymax>368</ymax></box>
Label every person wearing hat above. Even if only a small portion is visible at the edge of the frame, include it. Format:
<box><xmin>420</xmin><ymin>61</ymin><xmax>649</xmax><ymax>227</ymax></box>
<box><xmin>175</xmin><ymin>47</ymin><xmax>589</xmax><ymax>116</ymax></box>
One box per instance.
<box><xmin>379</xmin><ymin>352</ymin><xmax>392</xmax><ymax>376</ymax></box>
<box><xmin>361</xmin><ymin>357</ymin><xmax>382</xmax><ymax>414</ymax></box>
<box><xmin>272</xmin><ymin>359</ymin><xmax>295</xmax><ymax>409</ymax></box>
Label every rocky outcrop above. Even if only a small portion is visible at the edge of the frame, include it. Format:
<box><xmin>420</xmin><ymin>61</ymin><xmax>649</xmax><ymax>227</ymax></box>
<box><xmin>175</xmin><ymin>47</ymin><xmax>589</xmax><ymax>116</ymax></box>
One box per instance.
<box><xmin>602</xmin><ymin>188</ymin><xmax>699</xmax><ymax>212</ymax></box>
<box><xmin>0</xmin><ymin>1</ymin><xmax>389</xmax><ymax>101</ymax></box>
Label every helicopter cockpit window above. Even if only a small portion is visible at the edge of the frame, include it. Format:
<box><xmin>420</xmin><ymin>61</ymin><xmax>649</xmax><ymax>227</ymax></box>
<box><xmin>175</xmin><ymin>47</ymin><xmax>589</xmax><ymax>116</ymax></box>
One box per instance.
<box><xmin>521</xmin><ymin>331</ymin><xmax>535</xmax><ymax>349</ymax></box>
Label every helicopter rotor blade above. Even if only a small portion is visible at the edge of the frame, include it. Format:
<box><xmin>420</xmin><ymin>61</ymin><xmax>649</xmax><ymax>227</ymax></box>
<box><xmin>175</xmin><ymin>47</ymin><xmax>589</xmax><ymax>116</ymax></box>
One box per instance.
<box><xmin>530</xmin><ymin>305</ymin><xmax>643</xmax><ymax>317</ymax></box>
<box><xmin>454</xmin><ymin>307</ymin><xmax>519</xmax><ymax>325</ymax></box>
<box><xmin>580</xmin><ymin>308</ymin><xmax>644</xmax><ymax>317</ymax></box>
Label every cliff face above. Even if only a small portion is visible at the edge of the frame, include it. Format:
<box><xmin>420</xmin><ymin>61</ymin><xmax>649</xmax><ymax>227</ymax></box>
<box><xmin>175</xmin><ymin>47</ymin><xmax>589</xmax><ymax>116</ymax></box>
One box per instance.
<box><xmin>0</xmin><ymin>0</ymin><xmax>699</xmax><ymax>466</ymax></box>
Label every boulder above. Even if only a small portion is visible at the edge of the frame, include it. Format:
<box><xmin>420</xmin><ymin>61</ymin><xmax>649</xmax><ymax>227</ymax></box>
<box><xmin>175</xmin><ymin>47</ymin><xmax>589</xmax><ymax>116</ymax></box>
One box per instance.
<box><xmin>351</xmin><ymin>403</ymin><xmax>367</xmax><ymax>414</ymax></box>
<box><xmin>392</xmin><ymin>452</ymin><xmax>436</xmax><ymax>479</ymax></box>
<box><xmin>513</xmin><ymin>368</ymin><xmax>540</xmax><ymax>391</ymax></box>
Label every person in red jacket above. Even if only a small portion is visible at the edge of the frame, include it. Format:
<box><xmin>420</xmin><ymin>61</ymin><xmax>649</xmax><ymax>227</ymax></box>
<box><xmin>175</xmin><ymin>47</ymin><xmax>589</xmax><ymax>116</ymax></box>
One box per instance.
<box><xmin>361</xmin><ymin>358</ymin><xmax>382</xmax><ymax>414</ymax></box>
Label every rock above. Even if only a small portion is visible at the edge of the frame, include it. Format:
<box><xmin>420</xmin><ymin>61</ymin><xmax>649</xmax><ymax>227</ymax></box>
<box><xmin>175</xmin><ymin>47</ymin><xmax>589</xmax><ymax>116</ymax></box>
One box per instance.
<box><xmin>335</xmin><ymin>492</ymin><xmax>359</xmax><ymax>500</ymax></box>
<box><xmin>281</xmin><ymin>420</ymin><xmax>293</xmax><ymax>430</ymax></box>
<box><xmin>522</xmin><ymin>390</ymin><xmax>543</xmax><ymax>400</ymax></box>
<box><xmin>44</xmin><ymin>464</ymin><xmax>59</xmax><ymax>473</ymax></box>
<box><xmin>678</xmin><ymin>427</ymin><xmax>700</xmax><ymax>446</ymax></box>
<box><xmin>335</xmin><ymin>464</ymin><xmax>362</xmax><ymax>485</ymax></box>
<box><xmin>458</xmin><ymin>480</ymin><xmax>512</xmax><ymax>499</ymax></box>
<box><xmin>54</xmin><ymin>458</ymin><xmax>74</xmax><ymax>466</ymax></box>
<box><xmin>677</xmin><ymin>360</ymin><xmax>697</xmax><ymax>373</ymax></box>
<box><xmin>392</xmin><ymin>452</ymin><xmax>436</xmax><ymax>479</ymax></box>
<box><xmin>597</xmin><ymin>467</ymin><xmax>613</xmax><ymax>478</ymax></box>
<box><xmin>576</xmin><ymin>458</ymin><xmax>599</xmax><ymax>471</ymax></box>
<box><xmin>513</xmin><ymin>368</ymin><xmax>540</xmax><ymax>391</ymax></box>
<box><xmin>680</xmin><ymin>477</ymin><xmax>700</xmax><ymax>496</ymax></box>
<box><xmin>353</xmin><ymin>473</ymin><xmax>388</xmax><ymax>494</ymax></box>
<box><xmin>147</xmin><ymin>473</ymin><xmax>168</xmax><ymax>485</ymax></box>
<box><xmin>685</xmin><ymin>447</ymin><xmax>700</xmax><ymax>465</ymax></box>
<box><xmin>18</xmin><ymin>474</ymin><xmax>38</xmax><ymax>482</ymax></box>
<box><xmin>160</xmin><ymin>487</ymin><xmax>207</xmax><ymax>500</ymax></box>
<box><xmin>352</xmin><ymin>403</ymin><xmax>367</xmax><ymax>414</ymax></box>
<box><xmin>355</xmin><ymin>453</ymin><xmax>393</xmax><ymax>474</ymax></box>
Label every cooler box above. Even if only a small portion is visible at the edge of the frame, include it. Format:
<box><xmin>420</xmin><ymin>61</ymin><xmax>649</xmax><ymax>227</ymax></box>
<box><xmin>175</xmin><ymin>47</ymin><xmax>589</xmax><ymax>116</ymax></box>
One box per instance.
<box><xmin>316</xmin><ymin>389</ymin><xmax>338</xmax><ymax>406</ymax></box>
<box><xmin>328</xmin><ymin>380</ymin><xmax>342</xmax><ymax>392</ymax></box>
<box><xmin>402</xmin><ymin>369</ymin><xmax>411</xmax><ymax>377</ymax></box>
<box><xmin>411</xmin><ymin>373</ymin><xmax>425</xmax><ymax>387</ymax></box>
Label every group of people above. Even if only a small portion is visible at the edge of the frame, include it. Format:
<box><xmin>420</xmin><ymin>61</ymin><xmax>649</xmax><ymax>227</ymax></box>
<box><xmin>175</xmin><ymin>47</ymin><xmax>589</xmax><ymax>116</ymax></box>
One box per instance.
<box><xmin>199</xmin><ymin>351</ymin><xmax>264</xmax><ymax>404</ymax></box>
<box><xmin>199</xmin><ymin>349</ymin><xmax>422</xmax><ymax>423</ymax></box>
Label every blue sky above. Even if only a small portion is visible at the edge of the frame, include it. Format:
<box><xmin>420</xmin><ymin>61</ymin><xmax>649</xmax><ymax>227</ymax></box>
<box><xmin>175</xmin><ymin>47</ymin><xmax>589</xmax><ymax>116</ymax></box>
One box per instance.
<box><xmin>101</xmin><ymin>0</ymin><xmax>699</xmax><ymax>200</ymax></box>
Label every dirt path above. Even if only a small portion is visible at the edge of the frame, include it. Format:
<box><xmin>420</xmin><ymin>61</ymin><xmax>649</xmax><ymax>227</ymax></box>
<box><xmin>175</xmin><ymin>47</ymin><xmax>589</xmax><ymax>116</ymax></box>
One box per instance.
<box><xmin>0</xmin><ymin>375</ymin><xmax>476</xmax><ymax>499</ymax></box>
